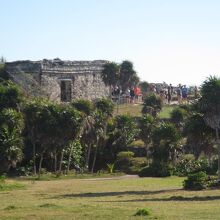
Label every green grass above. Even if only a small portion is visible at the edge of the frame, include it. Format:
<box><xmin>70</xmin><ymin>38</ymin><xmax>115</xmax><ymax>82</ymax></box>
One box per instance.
<box><xmin>0</xmin><ymin>181</ymin><xmax>25</xmax><ymax>191</ymax></box>
<box><xmin>1</xmin><ymin>176</ymin><xmax>220</xmax><ymax>219</ymax></box>
<box><xmin>114</xmin><ymin>103</ymin><xmax>143</xmax><ymax>117</ymax></box>
<box><xmin>114</xmin><ymin>103</ymin><xmax>176</xmax><ymax>119</ymax></box>
<box><xmin>158</xmin><ymin>105</ymin><xmax>176</xmax><ymax>119</ymax></box>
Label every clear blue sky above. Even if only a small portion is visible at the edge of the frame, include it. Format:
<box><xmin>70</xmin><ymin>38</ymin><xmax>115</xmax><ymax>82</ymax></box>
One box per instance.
<box><xmin>1</xmin><ymin>0</ymin><xmax>220</xmax><ymax>86</ymax></box>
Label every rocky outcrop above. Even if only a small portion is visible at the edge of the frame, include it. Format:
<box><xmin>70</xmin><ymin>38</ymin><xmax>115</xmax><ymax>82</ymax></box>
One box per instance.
<box><xmin>5</xmin><ymin>59</ymin><xmax>110</xmax><ymax>101</ymax></box>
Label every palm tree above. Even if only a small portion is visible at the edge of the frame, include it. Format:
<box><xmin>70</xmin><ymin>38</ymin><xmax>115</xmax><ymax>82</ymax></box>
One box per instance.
<box><xmin>139</xmin><ymin>114</ymin><xmax>155</xmax><ymax>165</ymax></box>
<box><xmin>119</xmin><ymin>60</ymin><xmax>138</xmax><ymax>92</ymax></box>
<box><xmin>199</xmin><ymin>76</ymin><xmax>220</xmax><ymax>181</ymax></box>
<box><xmin>102</xmin><ymin>62</ymin><xmax>119</xmax><ymax>87</ymax></box>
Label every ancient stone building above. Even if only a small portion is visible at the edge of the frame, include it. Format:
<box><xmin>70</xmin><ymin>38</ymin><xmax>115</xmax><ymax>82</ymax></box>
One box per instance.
<box><xmin>5</xmin><ymin>59</ymin><xmax>110</xmax><ymax>102</ymax></box>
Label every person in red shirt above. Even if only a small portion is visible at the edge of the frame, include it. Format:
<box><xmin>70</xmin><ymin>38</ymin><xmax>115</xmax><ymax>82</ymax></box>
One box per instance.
<box><xmin>134</xmin><ymin>86</ymin><xmax>141</xmax><ymax>103</ymax></box>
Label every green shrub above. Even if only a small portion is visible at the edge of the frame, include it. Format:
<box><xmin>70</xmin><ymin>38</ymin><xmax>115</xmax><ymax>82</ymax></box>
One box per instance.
<box><xmin>174</xmin><ymin>157</ymin><xmax>214</xmax><ymax>176</ymax></box>
<box><xmin>207</xmin><ymin>176</ymin><xmax>220</xmax><ymax>188</ymax></box>
<box><xmin>183</xmin><ymin>171</ymin><xmax>207</xmax><ymax>190</ymax></box>
<box><xmin>116</xmin><ymin>151</ymin><xmax>134</xmax><ymax>173</ymax></box>
<box><xmin>128</xmin><ymin>140</ymin><xmax>145</xmax><ymax>148</ymax></box>
<box><xmin>116</xmin><ymin>152</ymin><xmax>147</xmax><ymax>174</ymax></box>
<box><xmin>134</xmin><ymin>208</ymin><xmax>151</xmax><ymax>216</ymax></box>
<box><xmin>170</xmin><ymin>107</ymin><xmax>188</xmax><ymax>124</ymax></box>
<box><xmin>106</xmin><ymin>163</ymin><xmax>115</xmax><ymax>174</ymax></box>
<box><xmin>117</xmin><ymin>151</ymin><xmax>134</xmax><ymax>160</ymax></box>
<box><xmin>0</xmin><ymin>175</ymin><xmax>6</xmax><ymax>183</ymax></box>
<box><xmin>139</xmin><ymin>162</ymin><xmax>173</xmax><ymax>177</ymax></box>
<box><xmin>72</xmin><ymin>99</ymin><xmax>94</xmax><ymax>115</ymax></box>
<box><xmin>126</xmin><ymin>157</ymin><xmax>147</xmax><ymax>174</ymax></box>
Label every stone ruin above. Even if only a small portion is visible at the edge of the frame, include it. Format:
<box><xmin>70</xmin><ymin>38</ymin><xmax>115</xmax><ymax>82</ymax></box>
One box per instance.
<box><xmin>5</xmin><ymin>59</ymin><xmax>110</xmax><ymax>102</ymax></box>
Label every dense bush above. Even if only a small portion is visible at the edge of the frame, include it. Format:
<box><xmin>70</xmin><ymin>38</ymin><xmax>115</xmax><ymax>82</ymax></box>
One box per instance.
<box><xmin>139</xmin><ymin>162</ymin><xmax>173</xmax><ymax>177</ymax></box>
<box><xmin>183</xmin><ymin>171</ymin><xmax>207</xmax><ymax>190</ymax></box>
<box><xmin>71</xmin><ymin>99</ymin><xmax>94</xmax><ymax>116</ymax></box>
<box><xmin>142</xmin><ymin>93</ymin><xmax>162</xmax><ymax>117</ymax></box>
<box><xmin>174</xmin><ymin>156</ymin><xmax>216</xmax><ymax>176</ymax></box>
<box><xmin>116</xmin><ymin>151</ymin><xmax>134</xmax><ymax>172</ymax></box>
<box><xmin>128</xmin><ymin>157</ymin><xmax>147</xmax><ymax>174</ymax></box>
<box><xmin>117</xmin><ymin>151</ymin><xmax>134</xmax><ymax>160</ymax></box>
<box><xmin>115</xmin><ymin>152</ymin><xmax>147</xmax><ymax>174</ymax></box>
<box><xmin>170</xmin><ymin>107</ymin><xmax>188</xmax><ymax>125</ymax></box>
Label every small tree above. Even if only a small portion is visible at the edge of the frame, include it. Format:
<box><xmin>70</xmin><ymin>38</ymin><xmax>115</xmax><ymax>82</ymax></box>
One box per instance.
<box><xmin>142</xmin><ymin>93</ymin><xmax>162</xmax><ymax>117</ymax></box>
<box><xmin>95</xmin><ymin>98</ymin><xmax>114</xmax><ymax>116</ymax></box>
<box><xmin>0</xmin><ymin>81</ymin><xmax>23</xmax><ymax>111</ymax></box>
<box><xmin>0</xmin><ymin>109</ymin><xmax>24</xmax><ymax>172</ymax></box>
<box><xmin>107</xmin><ymin>115</ymin><xmax>139</xmax><ymax>161</ymax></box>
<box><xmin>66</xmin><ymin>139</ymin><xmax>83</xmax><ymax>173</ymax></box>
<box><xmin>152</xmin><ymin>122</ymin><xmax>181</xmax><ymax>165</ymax></box>
<box><xmin>139</xmin><ymin>114</ymin><xmax>155</xmax><ymax>164</ymax></box>
<box><xmin>170</xmin><ymin>107</ymin><xmax>188</xmax><ymax>129</ymax></box>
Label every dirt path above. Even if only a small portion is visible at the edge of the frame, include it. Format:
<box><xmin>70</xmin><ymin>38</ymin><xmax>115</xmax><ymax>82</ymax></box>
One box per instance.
<box><xmin>81</xmin><ymin>174</ymin><xmax>139</xmax><ymax>181</ymax></box>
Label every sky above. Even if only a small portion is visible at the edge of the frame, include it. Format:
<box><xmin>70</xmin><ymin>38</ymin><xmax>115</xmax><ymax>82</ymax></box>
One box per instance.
<box><xmin>1</xmin><ymin>0</ymin><xmax>220</xmax><ymax>86</ymax></box>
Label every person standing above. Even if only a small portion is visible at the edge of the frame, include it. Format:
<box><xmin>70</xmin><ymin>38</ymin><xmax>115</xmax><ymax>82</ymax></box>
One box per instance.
<box><xmin>182</xmin><ymin>85</ymin><xmax>188</xmax><ymax>104</ymax></box>
<box><xmin>177</xmin><ymin>84</ymin><xmax>182</xmax><ymax>104</ymax></box>
<box><xmin>130</xmin><ymin>87</ymin><xmax>135</xmax><ymax>104</ymax></box>
<box><xmin>167</xmin><ymin>84</ymin><xmax>173</xmax><ymax>104</ymax></box>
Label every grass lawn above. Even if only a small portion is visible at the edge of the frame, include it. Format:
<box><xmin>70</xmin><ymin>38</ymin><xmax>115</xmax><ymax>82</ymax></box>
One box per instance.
<box><xmin>1</xmin><ymin>176</ymin><xmax>220</xmax><ymax>219</ymax></box>
<box><xmin>114</xmin><ymin>103</ymin><xmax>175</xmax><ymax>119</ymax></box>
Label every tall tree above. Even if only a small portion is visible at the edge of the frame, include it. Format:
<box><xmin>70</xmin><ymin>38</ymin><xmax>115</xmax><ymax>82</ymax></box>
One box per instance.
<box><xmin>184</xmin><ymin>113</ymin><xmax>214</xmax><ymax>160</ymax></box>
<box><xmin>199</xmin><ymin>76</ymin><xmax>220</xmax><ymax>180</ymax></box>
<box><xmin>72</xmin><ymin>99</ymin><xmax>95</xmax><ymax>171</ymax></box>
<box><xmin>119</xmin><ymin>60</ymin><xmax>138</xmax><ymax>92</ymax></box>
<box><xmin>102</xmin><ymin>62</ymin><xmax>119</xmax><ymax>87</ymax></box>
<box><xmin>90</xmin><ymin>99</ymin><xmax>114</xmax><ymax>172</ymax></box>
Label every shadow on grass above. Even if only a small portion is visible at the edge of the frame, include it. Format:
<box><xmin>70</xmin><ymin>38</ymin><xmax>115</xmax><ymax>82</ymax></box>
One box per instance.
<box><xmin>100</xmin><ymin>195</ymin><xmax>220</xmax><ymax>203</ymax></box>
<box><xmin>52</xmin><ymin>189</ymin><xmax>180</xmax><ymax>199</ymax></box>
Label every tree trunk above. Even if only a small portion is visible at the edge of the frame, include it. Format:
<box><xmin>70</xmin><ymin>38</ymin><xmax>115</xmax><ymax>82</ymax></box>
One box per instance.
<box><xmin>216</xmin><ymin>128</ymin><xmax>220</xmax><ymax>182</ymax></box>
<box><xmin>91</xmin><ymin>139</ymin><xmax>99</xmax><ymax>173</ymax></box>
<box><xmin>33</xmin><ymin>142</ymin><xmax>37</xmax><ymax>175</ymax></box>
<box><xmin>54</xmin><ymin>151</ymin><xmax>57</xmax><ymax>173</ymax></box>
<box><xmin>58</xmin><ymin>151</ymin><xmax>64</xmax><ymax>174</ymax></box>
<box><xmin>67</xmin><ymin>147</ymin><xmax>73</xmax><ymax>173</ymax></box>
<box><xmin>30</xmin><ymin>130</ymin><xmax>37</xmax><ymax>175</ymax></box>
<box><xmin>85</xmin><ymin>144</ymin><xmax>91</xmax><ymax>171</ymax></box>
<box><xmin>38</xmin><ymin>153</ymin><xmax>44</xmax><ymax>178</ymax></box>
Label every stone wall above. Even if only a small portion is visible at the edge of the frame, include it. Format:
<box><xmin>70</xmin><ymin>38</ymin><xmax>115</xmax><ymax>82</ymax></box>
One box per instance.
<box><xmin>5</xmin><ymin>59</ymin><xmax>110</xmax><ymax>101</ymax></box>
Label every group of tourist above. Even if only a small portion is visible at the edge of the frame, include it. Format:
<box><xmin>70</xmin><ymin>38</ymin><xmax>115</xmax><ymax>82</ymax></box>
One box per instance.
<box><xmin>150</xmin><ymin>83</ymin><xmax>199</xmax><ymax>105</ymax></box>
<box><xmin>159</xmin><ymin>84</ymin><xmax>190</xmax><ymax>104</ymax></box>
<box><xmin>112</xmin><ymin>83</ymin><xmax>199</xmax><ymax>105</ymax></box>
<box><xmin>111</xmin><ymin>85</ymin><xmax>142</xmax><ymax>104</ymax></box>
